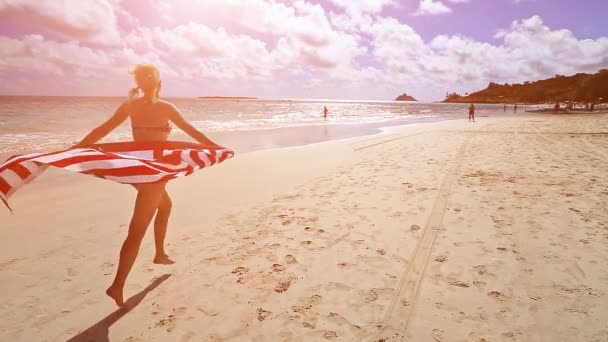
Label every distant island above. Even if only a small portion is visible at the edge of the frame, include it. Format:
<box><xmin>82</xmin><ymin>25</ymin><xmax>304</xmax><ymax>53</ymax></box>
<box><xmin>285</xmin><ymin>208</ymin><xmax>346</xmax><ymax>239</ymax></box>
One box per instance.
<box><xmin>442</xmin><ymin>69</ymin><xmax>608</xmax><ymax>104</ymax></box>
<box><xmin>198</xmin><ymin>96</ymin><xmax>258</xmax><ymax>100</ymax></box>
<box><xmin>394</xmin><ymin>93</ymin><xmax>417</xmax><ymax>101</ymax></box>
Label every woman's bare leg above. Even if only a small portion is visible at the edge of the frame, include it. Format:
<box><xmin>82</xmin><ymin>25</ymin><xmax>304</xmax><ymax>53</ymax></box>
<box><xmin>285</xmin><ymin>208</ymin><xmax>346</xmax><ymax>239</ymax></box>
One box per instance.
<box><xmin>106</xmin><ymin>183</ymin><xmax>166</xmax><ymax>306</ymax></box>
<box><xmin>153</xmin><ymin>191</ymin><xmax>174</xmax><ymax>264</ymax></box>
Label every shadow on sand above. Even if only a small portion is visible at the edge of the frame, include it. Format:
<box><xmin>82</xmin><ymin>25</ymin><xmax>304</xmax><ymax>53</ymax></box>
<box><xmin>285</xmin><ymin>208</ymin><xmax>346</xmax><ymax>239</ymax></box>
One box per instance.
<box><xmin>67</xmin><ymin>274</ymin><xmax>171</xmax><ymax>342</ymax></box>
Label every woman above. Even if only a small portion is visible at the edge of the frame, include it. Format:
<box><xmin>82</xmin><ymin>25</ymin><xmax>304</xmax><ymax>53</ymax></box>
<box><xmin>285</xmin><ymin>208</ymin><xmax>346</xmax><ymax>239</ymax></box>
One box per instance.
<box><xmin>74</xmin><ymin>64</ymin><xmax>221</xmax><ymax>306</ymax></box>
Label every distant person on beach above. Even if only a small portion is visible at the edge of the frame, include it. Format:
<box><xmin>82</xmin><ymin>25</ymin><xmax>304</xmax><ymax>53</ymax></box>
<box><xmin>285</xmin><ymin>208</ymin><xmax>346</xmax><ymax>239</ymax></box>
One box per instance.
<box><xmin>504</xmin><ymin>104</ymin><xmax>507</xmax><ymax>112</ymax></box>
<box><xmin>514</xmin><ymin>104</ymin><xmax>518</xmax><ymax>113</ymax></box>
<box><xmin>73</xmin><ymin>64</ymin><xmax>222</xmax><ymax>307</ymax></box>
<box><xmin>324</xmin><ymin>106</ymin><xmax>328</xmax><ymax>119</ymax></box>
<box><xmin>468</xmin><ymin>103</ymin><xmax>476</xmax><ymax>122</ymax></box>
<box><xmin>590</xmin><ymin>102</ymin><xmax>595</xmax><ymax>111</ymax></box>
<box><xmin>554</xmin><ymin>102</ymin><xmax>561</xmax><ymax>112</ymax></box>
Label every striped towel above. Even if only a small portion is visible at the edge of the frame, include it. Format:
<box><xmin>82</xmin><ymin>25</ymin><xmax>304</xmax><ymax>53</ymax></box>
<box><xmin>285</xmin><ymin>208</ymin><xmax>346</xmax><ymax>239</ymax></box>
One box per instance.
<box><xmin>0</xmin><ymin>141</ymin><xmax>234</xmax><ymax>212</ymax></box>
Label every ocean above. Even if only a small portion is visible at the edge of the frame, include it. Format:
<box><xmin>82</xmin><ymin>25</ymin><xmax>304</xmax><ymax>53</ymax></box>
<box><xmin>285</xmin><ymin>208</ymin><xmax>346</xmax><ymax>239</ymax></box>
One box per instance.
<box><xmin>0</xmin><ymin>96</ymin><xmax>516</xmax><ymax>155</ymax></box>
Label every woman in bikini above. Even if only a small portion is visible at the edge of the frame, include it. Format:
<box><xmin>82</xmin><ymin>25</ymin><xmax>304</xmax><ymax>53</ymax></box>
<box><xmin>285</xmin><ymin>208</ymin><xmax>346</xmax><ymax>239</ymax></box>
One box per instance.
<box><xmin>74</xmin><ymin>64</ymin><xmax>221</xmax><ymax>306</ymax></box>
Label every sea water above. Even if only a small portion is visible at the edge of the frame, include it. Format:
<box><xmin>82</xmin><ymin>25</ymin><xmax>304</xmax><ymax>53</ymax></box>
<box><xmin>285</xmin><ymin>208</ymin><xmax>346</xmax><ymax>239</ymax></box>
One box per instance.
<box><xmin>0</xmin><ymin>96</ymin><xmax>516</xmax><ymax>155</ymax></box>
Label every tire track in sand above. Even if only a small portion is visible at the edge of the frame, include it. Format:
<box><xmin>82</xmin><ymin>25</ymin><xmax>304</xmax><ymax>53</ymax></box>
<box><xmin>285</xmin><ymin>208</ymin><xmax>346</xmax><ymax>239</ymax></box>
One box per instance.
<box><xmin>374</xmin><ymin>129</ymin><xmax>476</xmax><ymax>341</ymax></box>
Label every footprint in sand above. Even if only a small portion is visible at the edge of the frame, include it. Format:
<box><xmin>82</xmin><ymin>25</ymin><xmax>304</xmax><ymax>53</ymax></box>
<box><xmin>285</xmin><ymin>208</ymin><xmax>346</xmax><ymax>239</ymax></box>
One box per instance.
<box><xmin>231</xmin><ymin>266</ymin><xmax>248</xmax><ymax>276</ymax></box>
<box><xmin>285</xmin><ymin>255</ymin><xmax>298</xmax><ymax>264</ymax></box>
<box><xmin>291</xmin><ymin>294</ymin><xmax>323</xmax><ymax>313</ymax></box>
<box><xmin>432</xmin><ymin>328</ymin><xmax>445</xmax><ymax>341</ymax></box>
<box><xmin>448</xmin><ymin>280</ymin><xmax>471</xmax><ymax>288</ymax></box>
<box><xmin>257</xmin><ymin>308</ymin><xmax>272</xmax><ymax>321</ymax></box>
<box><xmin>322</xmin><ymin>330</ymin><xmax>338</xmax><ymax>339</ymax></box>
<box><xmin>272</xmin><ymin>264</ymin><xmax>287</xmax><ymax>272</ymax></box>
<box><xmin>488</xmin><ymin>290</ymin><xmax>509</xmax><ymax>301</ymax></box>
<box><xmin>275</xmin><ymin>278</ymin><xmax>295</xmax><ymax>293</ymax></box>
<box><xmin>435</xmin><ymin>255</ymin><xmax>447</xmax><ymax>263</ymax></box>
<box><xmin>362</xmin><ymin>289</ymin><xmax>379</xmax><ymax>303</ymax></box>
<box><xmin>474</xmin><ymin>265</ymin><xmax>487</xmax><ymax>275</ymax></box>
<box><xmin>231</xmin><ymin>266</ymin><xmax>248</xmax><ymax>283</ymax></box>
<box><xmin>154</xmin><ymin>307</ymin><xmax>188</xmax><ymax>332</ymax></box>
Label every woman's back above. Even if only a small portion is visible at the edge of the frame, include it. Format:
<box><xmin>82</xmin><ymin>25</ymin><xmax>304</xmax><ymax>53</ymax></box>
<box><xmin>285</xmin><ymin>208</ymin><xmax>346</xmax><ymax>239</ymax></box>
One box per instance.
<box><xmin>129</xmin><ymin>97</ymin><xmax>173</xmax><ymax>141</ymax></box>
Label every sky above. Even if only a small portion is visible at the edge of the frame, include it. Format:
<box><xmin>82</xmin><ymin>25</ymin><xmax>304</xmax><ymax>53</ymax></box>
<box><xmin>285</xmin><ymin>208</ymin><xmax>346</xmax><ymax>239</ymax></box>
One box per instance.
<box><xmin>0</xmin><ymin>0</ymin><xmax>607</xmax><ymax>101</ymax></box>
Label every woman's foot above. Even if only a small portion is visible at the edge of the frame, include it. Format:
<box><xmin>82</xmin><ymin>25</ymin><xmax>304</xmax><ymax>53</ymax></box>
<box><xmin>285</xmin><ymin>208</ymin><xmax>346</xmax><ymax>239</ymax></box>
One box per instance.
<box><xmin>153</xmin><ymin>254</ymin><xmax>175</xmax><ymax>265</ymax></box>
<box><xmin>106</xmin><ymin>285</ymin><xmax>125</xmax><ymax>307</ymax></box>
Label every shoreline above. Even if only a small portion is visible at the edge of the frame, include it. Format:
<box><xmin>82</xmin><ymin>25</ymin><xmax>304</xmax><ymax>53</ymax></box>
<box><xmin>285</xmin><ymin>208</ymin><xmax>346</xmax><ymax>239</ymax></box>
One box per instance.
<box><xmin>0</xmin><ymin>115</ymin><xmax>458</xmax><ymax>160</ymax></box>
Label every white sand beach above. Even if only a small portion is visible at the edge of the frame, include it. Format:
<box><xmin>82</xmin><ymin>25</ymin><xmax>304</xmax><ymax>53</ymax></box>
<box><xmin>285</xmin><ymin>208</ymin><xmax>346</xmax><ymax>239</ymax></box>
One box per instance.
<box><xmin>1</xmin><ymin>114</ymin><xmax>607</xmax><ymax>341</ymax></box>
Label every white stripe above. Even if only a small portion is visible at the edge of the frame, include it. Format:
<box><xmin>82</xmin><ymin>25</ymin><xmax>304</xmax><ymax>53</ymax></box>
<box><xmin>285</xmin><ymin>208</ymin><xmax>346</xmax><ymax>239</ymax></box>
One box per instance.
<box><xmin>1</xmin><ymin>151</ymin><xmax>50</xmax><ymax>167</ymax></box>
<box><xmin>0</xmin><ymin>169</ymin><xmax>22</xmax><ymax>187</ymax></box>
<box><xmin>196</xmin><ymin>151</ymin><xmax>211</xmax><ymax>167</ymax></box>
<box><xmin>22</xmin><ymin>161</ymin><xmax>44</xmax><ymax>175</ymax></box>
<box><xmin>181</xmin><ymin>150</ymin><xmax>196</xmax><ymax>168</ymax></box>
<box><xmin>65</xmin><ymin>158</ymin><xmax>148</xmax><ymax>172</ymax></box>
<box><xmin>113</xmin><ymin>150</ymin><xmax>155</xmax><ymax>160</ymax></box>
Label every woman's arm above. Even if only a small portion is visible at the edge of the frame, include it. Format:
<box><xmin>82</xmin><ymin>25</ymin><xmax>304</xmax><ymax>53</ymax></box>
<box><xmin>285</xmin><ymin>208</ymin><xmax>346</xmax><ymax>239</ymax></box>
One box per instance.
<box><xmin>73</xmin><ymin>102</ymin><xmax>130</xmax><ymax>148</ymax></box>
<box><xmin>167</xmin><ymin>104</ymin><xmax>221</xmax><ymax>147</ymax></box>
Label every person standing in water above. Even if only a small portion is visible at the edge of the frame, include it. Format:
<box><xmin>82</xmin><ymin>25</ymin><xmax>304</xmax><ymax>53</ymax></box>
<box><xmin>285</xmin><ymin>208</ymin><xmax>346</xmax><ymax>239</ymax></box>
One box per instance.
<box><xmin>74</xmin><ymin>64</ymin><xmax>222</xmax><ymax>306</ymax></box>
<box><xmin>504</xmin><ymin>104</ymin><xmax>507</xmax><ymax>112</ymax></box>
<box><xmin>468</xmin><ymin>103</ymin><xmax>476</xmax><ymax>122</ymax></box>
<box><xmin>514</xmin><ymin>104</ymin><xmax>518</xmax><ymax>113</ymax></box>
<box><xmin>323</xmin><ymin>106</ymin><xmax>328</xmax><ymax>120</ymax></box>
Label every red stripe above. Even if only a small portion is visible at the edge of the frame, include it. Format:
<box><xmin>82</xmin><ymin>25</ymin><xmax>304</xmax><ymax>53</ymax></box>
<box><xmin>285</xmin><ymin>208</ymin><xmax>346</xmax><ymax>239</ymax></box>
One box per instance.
<box><xmin>218</xmin><ymin>150</ymin><xmax>232</xmax><ymax>163</ymax></box>
<box><xmin>207</xmin><ymin>150</ymin><xmax>217</xmax><ymax>164</ymax></box>
<box><xmin>0</xmin><ymin>176</ymin><xmax>10</xmax><ymax>196</ymax></box>
<box><xmin>8</xmin><ymin>162</ymin><xmax>32</xmax><ymax>180</ymax></box>
<box><xmin>190</xmin><ymin>150</ymin><xmax>206</xmax><ymax>168</ymax></box>
<box><xmin>47</xmin><ymin>154</ymin><xmax>115</xmax><ymax>168</ymax></box>
<box><xmin>153</xmin><ymin>148</ymin><xmax>163</xmax><ymax>160</ymax></box>
<box><xmin>0</xmin><ymin>150</ymin><xmax>65</xmax><ymax>173</ymax></box>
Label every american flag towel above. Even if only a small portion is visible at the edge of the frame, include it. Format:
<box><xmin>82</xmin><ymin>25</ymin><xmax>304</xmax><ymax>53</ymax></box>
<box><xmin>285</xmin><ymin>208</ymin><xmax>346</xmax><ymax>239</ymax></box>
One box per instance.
<box><xmin>0</xmin><ymin>141</ymin><xmax>234</xmax><ymax>211</ymax></box>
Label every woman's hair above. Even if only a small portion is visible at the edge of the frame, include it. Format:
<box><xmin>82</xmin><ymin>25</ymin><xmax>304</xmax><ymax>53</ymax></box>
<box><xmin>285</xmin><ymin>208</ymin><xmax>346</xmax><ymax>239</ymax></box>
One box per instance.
<box><xmin>128</xmin><ymin>64</ymin><xmax>161</xmax><ymax>103</ymax></box>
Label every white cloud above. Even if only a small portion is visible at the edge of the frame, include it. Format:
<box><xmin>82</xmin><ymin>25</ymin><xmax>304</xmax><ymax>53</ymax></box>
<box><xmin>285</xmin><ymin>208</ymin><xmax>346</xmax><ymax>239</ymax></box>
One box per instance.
<box><xmin>368</xmin><ymin>15</ymin><xmax>608</xmax><ymax>99</ymax></box>
<box><xmin>0</xmin><ymin>0</ymin><xmax>122</xmax><ymax>45</ymax></box>
<box><xmin>329</xmin><ymin>0</ymin><xmax>397</xmax><ymax>14</ymax></box>
<box><xmin>414</xmin><ymin>0</ymin><xmax>452</xmax><ymax>16</ymax></box>
<box><xmin>0</xmin><ymin>1</ymin><xmax>607</xmax><ymax>101</ymax></box>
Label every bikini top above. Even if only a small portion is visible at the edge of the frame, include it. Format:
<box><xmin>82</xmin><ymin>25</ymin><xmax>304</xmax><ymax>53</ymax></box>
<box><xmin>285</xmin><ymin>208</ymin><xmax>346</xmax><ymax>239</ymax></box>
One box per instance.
<box><xmin>132</xmin><ymin>122</ymin><xmax>172</xmax><ymax>133</ymax></box>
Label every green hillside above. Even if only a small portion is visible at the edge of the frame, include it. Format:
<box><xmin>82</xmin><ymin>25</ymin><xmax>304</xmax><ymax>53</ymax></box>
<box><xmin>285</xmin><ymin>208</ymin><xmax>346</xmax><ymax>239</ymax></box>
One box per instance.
<box><xmin>443</xmin><ymin>69</ymin><xmax>608</xmax><ymax>104</ymax></box>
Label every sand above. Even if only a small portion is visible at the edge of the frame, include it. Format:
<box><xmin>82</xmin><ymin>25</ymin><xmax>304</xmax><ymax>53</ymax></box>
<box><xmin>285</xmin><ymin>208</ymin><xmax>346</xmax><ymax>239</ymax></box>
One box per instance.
<box><xmin>1</xmin><ymin>114</ymin><xmax>607</xmax><ymax>341</ymax></box>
